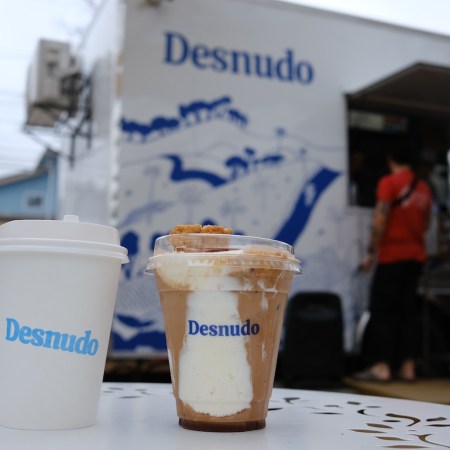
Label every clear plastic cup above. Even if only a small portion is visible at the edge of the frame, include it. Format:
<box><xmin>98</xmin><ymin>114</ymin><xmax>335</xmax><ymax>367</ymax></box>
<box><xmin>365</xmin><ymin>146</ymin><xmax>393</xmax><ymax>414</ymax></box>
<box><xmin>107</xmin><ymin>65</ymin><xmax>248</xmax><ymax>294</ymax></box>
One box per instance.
<box><xmin>0</xmin><ymin>215</ymin><xmax>128</xmax><ymax>430</ymax></box>
<box><xmin>146</xmin><ymin>233</ymin><xmax>300</xmax><ymax>432</ymax></box>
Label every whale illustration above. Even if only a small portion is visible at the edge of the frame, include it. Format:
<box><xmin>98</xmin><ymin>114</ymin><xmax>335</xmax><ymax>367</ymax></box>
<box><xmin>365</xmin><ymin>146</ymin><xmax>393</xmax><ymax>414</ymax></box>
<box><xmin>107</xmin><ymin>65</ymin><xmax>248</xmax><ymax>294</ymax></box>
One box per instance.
<box><xmin>163</xmin><ymin>154</ymin><xmax>228</xmax><ymax>187</ymax></box>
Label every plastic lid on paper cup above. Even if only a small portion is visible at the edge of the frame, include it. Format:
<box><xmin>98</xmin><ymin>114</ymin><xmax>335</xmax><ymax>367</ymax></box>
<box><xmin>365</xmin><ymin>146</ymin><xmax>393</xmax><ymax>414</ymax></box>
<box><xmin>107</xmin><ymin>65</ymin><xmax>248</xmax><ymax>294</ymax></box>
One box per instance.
<box><xmin>0</xmin><ymin>215</ymin><xmax>128</xmax><ymax>263</ymax></box>
<box><xmin>146</xmin><ymin>234</ymin><xmax>301</xmax><ymax>273</ymax></box>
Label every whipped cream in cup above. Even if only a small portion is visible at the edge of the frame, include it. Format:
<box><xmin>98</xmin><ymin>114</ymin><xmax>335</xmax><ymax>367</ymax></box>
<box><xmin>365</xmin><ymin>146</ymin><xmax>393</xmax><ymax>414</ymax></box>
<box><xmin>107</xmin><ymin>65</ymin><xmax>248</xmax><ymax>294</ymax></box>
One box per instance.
<box><xmin>146</xmin><ymin>233</ymin><xmax>300</xmax><ymax>432</ymax></box>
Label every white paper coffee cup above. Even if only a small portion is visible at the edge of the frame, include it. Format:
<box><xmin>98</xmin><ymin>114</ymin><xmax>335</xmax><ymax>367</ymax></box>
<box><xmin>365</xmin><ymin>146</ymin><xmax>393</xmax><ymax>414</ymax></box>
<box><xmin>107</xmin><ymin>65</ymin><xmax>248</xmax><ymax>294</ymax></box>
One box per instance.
<box><xmin>0</xmin><ymin>215</ymin><xmax>128</xmax><ymax>430</ymax></box>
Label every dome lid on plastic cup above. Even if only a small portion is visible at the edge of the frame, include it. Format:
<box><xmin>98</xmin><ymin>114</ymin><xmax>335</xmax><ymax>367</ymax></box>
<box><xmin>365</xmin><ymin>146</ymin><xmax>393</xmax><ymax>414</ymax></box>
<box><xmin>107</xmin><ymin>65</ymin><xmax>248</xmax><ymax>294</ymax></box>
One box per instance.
<box><xmin>0</xmin><ymin>215</ymin><xmax>128</xmax><ymax>263</ymax></box>
<box><xmin>146</xmin><ymin>233</ymin><xmax>301</xmax><ymax>273</ymax></box>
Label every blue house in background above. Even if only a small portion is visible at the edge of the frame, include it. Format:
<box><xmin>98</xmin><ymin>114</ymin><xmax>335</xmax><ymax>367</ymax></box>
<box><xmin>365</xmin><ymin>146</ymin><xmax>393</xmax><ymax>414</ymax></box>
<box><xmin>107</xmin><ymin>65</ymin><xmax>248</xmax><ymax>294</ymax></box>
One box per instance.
<box><xmin>0</xmin><ymin>149</ymin><xmax>58</xmax><ymax>224</ymax></box>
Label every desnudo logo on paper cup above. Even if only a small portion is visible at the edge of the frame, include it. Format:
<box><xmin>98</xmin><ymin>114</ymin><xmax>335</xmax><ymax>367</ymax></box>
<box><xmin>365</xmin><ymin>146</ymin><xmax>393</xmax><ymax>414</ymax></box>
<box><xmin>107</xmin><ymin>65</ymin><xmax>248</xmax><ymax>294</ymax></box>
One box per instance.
<box><xmin>4</xmin><ymin>318</ymin><xmax>99</xmax><ymax>356</ymax></box>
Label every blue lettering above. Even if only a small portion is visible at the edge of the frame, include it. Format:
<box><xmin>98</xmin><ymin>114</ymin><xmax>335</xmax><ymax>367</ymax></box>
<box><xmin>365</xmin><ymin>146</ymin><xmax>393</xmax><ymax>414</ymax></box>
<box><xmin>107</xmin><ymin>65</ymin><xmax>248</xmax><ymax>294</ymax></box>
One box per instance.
<box><xmin>87</xmin><ymin>339</ymin><xmax>98</xmax><ymax>356</ymax></box>
<box><xmin>163</xmin><ymin>31</ymin><xmax>314</xmax><ymax>85</ymax></box>
<box><xmin>251</xmin><ymin>323</ymin><xmax>260</xmax><ymax>335</ymax></box>
<box><xmin>6</xmin><ymin>318</ymin><xmax>19</xmax><ymax>341</ymax></box>
<box><xmin>75</xmin><ymin>331</ymin><xmax>91</xmax><ymax>355</ymax></box>
<box><xmin>75</xmin><ymin>332</ymin><xmax>98</xmax><ymax>356</ymax></box>
<box><xmin>255</xmin><ymin>54</ymin><xmax>273</xmax><ymax>79</ymax></box>
<box><xmin>4</xmin><ymin>318</ymin><xmax>98</xmax><ymax>356</ymax></box>
<box><xmin>241</xmin><ymin>319</ymin><xmax>250</xmax><ymax>336</ymax></box>
<box><xmin>44</xmin><ymin>331</ymin><xmax>61</xmax><ymax>350</ymax></box>
<box><xmin>60</xmin><ymin>333</ymin><xmax>75</xmax><ymax>352</ymax></box>
<box><xmin>19</xmin><ymin>326</ymin><xmax>32</xmax><ymax>344</ymax></box>
<box><xmin>164</xmin><ymin>31</ymin><xmax>188</xmax><ymax>65</ymax></box>
<box><xmin>211</xmin><ymin>47</ymin><xmax>228</xmax><ymax>72</ymax></box>
<box><xmin>218</xmin><ymin>325</ymin><xmax>229</xmax><ymax>336</ymax></box>
<box><xmin>187</xmin><ymin>319</ymin><xmax>261</xmax><ymax>337</ymax></box>
<box><xmin>191</xmin><ymin>44</ymin><xmax>210</xmax><ymax>69</ymax></box>
<box><xmin>31</xmin><ymin>328</ymin><xmax>44</xmax><ymax>346</ymax></box>
<box><xmin>231</xmin><ymin>50</ymin><xmax>251</xmax><ymax>75</ymax></box>
<box><xmin>296</xmin><ymin>61</ymin><xmax>314</xmax><ymax>84</ymax></box>
<box><xmin>188</xmin><ymin>320</ymin><xmax>199</xmax><ymax>335</ymax></box>
<box><xmin>275</xmin><ymin>50</ymin><xmax>294</xmax><ymax>82</ymax></box>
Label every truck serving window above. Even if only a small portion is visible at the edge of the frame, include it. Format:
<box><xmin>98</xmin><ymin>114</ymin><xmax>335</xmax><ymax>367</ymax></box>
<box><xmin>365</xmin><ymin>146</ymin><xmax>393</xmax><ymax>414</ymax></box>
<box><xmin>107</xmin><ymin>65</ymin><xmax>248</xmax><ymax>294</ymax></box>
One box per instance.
<box><xmin>347</xmin><ymin>63</ymin><xmax>450</xmax><ymax>210</ymax></box>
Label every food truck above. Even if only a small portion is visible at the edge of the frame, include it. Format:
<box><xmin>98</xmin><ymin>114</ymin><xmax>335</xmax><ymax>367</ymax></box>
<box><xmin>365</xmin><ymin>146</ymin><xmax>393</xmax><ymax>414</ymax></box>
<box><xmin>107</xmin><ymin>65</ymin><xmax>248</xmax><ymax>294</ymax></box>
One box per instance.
<box><xmin>30</xmin><ymin>0</ymin><xmax>450</xmax><ymax>356</ymax></box>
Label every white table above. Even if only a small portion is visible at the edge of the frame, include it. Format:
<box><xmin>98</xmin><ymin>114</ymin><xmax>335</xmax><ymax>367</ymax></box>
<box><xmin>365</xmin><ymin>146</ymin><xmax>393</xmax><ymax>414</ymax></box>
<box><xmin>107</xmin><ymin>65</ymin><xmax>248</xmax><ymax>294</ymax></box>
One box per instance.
<box><xmin>1</xmin><ymin>383</ymin><xmax>450</xmax><ymax>449</ymax></box>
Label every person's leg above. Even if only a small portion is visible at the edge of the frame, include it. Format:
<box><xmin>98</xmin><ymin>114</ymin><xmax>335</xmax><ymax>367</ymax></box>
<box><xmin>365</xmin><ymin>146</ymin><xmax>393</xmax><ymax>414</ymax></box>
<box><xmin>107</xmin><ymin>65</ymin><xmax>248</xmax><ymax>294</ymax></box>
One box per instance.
<box><xmin>398</xmin><ymin>358</ymin><xmax>416</xmax><ymax>381</ymax></box>
<box><xmin>359</xmin><ymin>264</ymin><xmax>398</xmax><ymax>380</ymax></box>
<box><xmin>397</xmin><ymin>261</ymin><xmax>423</xmax><ymax>381</ymax></box>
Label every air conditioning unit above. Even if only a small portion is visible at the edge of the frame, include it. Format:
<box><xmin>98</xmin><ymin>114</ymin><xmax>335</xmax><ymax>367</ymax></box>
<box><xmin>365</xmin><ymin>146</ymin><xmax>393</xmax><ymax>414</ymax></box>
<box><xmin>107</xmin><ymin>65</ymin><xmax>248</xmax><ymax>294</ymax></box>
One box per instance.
<box><xmin>25</xmin><ymin>39</ymin><xmax>80</xmax><ymax>127</ymax></box>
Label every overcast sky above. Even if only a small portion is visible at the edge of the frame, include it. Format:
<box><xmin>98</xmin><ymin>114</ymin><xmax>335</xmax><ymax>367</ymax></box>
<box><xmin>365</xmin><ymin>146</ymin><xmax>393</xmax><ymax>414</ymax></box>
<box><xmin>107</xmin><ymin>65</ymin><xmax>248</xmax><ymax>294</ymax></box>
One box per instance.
<box><xmin>0</xmin><ymin>0</ymin><xmax>97</xmax><ymax>178</ymax></box>
<box><xmin>1</xmin><ymin>0</ymin><xmax>450</xmax><ymax>179</ymax></box>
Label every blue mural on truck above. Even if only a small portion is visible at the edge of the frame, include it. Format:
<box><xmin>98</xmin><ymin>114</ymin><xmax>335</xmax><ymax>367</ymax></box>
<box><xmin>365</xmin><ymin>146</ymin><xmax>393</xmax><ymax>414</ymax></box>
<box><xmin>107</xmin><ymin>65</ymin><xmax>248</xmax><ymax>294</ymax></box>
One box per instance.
<box><xmin>113</xmin><ymin>95</ymin><xmax>341</xmax><ymax>353</ymax></box>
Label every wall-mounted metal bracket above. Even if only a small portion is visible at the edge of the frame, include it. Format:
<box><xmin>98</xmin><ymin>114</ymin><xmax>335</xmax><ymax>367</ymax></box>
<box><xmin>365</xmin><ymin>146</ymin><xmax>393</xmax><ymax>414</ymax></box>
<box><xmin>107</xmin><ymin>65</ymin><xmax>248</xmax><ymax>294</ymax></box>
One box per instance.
<box><xmin>25</xmin><ymin>72</ymin><xmax>93</xmax><ymax>167</ymax></box>
<box><xmin>61</xmin><ymin>73</ymin><xmax>92</xmax><ymax>167</ymax></box>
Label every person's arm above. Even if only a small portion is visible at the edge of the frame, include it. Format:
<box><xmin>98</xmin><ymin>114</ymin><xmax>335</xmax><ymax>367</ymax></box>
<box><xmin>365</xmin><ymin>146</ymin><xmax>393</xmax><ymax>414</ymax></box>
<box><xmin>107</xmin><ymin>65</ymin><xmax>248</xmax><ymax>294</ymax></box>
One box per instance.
<box><xmin>361</xmin><ymin>200</ymin><xmax>390</xmax><ymax>271</ymax></box>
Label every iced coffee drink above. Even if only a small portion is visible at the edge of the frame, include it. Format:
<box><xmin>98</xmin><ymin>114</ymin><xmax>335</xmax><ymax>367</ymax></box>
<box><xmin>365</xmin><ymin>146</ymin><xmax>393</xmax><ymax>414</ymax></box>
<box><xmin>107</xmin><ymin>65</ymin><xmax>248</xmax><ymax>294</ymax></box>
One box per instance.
<box><xmin>146</xmin><ymin>225</ymin><xmax>300</xmax><ymax>432</ymax></box>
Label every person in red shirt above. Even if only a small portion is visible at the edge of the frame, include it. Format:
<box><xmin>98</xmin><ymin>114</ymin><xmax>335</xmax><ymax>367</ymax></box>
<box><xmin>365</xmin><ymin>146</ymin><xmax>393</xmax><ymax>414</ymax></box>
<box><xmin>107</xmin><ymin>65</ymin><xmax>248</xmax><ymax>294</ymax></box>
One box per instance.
<box><xmin>356</xmin><ymin>146</ymin><xmax>432</xmax><ymax>382</ymax></box>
